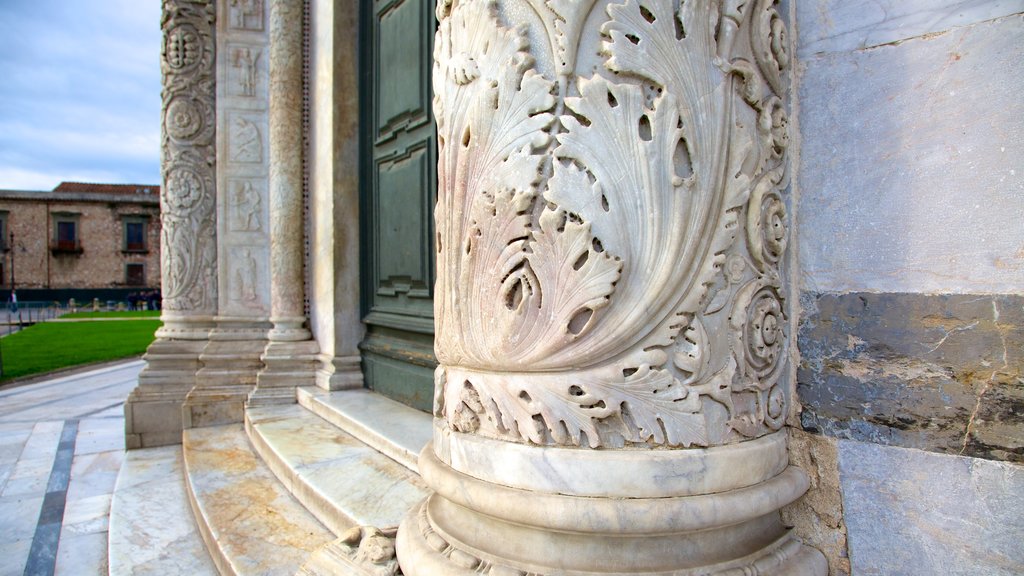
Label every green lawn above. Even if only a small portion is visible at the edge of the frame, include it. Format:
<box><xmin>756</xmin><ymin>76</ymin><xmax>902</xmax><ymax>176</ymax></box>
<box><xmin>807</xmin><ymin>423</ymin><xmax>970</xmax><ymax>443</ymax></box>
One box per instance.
<box><xmin>60</xmin><ymin>310</ymin><xmax>161</xmax><ymax>319</ymax></box>
<box><xmin>0</xmin><ymin>320</ymin><xmax>161</xmax><ymax>381</ymax></box>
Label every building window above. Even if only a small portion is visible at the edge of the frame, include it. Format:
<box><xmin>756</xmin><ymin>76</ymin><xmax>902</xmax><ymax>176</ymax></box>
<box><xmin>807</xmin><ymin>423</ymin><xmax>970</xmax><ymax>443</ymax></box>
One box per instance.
<box><xmin>125</xmin><ymin>263</ymin><xmax>146</xmax><ymax>286</ymax></box>
<box><xmin>0</xmin><ymin>212</ymin><xmax>7</xmax><ymax>251</ymax></box>
<box><xmin>51</xmin><ymin>213</ymin><xmax>82</xmax><ymax>253</ymax></box>
<box><xmin>123</xmin><ymin>219</ymin><xmax>147</xmax><ymax>252</ymax></box>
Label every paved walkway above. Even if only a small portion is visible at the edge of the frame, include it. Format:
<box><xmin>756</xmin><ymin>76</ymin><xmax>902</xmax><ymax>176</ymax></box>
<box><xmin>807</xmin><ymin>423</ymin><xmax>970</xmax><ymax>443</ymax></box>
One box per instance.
<box><xmin>0</xmin><ymin>360</ymin><xmax>143</xmax><ymax>576</ymax></box>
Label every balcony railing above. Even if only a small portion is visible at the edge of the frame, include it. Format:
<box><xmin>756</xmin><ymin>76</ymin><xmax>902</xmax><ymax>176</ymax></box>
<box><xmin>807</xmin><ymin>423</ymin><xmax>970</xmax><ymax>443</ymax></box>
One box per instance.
<box><xmin>50</xmin><ymin>239</ymin><xmax>83</xmax><ymax>254</ymax></box>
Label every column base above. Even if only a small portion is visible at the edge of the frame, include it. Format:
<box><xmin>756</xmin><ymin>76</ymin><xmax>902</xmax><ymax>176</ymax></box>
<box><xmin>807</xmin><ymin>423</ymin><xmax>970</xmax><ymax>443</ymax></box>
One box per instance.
<box><xmin>185</xmin><ymin>323</ymin><xmax>268</xmax><ymax>428</ymax></box>
<box><xmin>125</xmin><ymin>337</ymin><xmax>208</xmax><ymax>449</ymax></box>
<box><xmin>248</xmin><ymin>339</ymin><xmax>320</xmax><ymax>406</ymax></box>
<box><xmin>397</xmin><ymin>437</ymin><xmax>827</xmax><ymax>576</ymax></box>
<box><xmin>315</xmin><ymin>353</ymin><xmax>363</xmax><ymax>391</ymax></box>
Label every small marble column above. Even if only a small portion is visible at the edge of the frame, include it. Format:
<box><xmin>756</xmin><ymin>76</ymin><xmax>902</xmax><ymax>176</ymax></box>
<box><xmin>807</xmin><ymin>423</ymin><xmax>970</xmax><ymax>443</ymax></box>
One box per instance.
<box><xmin>250</xmin><ymin>0</ymin><xmax>319</xmax><ymax>405</ymax></box>
<box><xmin>396</xmin><ymin>0</ymin><xmax>826</xmax><ymax>573</ymax></box>
<box><xmin>126</xmin><ymin>0</ymin><xmax>218</xmax><ymax>449</ymax></box>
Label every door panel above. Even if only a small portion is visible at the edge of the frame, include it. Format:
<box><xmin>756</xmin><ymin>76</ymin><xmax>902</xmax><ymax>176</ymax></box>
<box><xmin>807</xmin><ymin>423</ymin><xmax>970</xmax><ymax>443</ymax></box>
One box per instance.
<box><xmin>360</xmin><ymin>0</ymin><xmax>437</xmax><ymax>411</ymax></box>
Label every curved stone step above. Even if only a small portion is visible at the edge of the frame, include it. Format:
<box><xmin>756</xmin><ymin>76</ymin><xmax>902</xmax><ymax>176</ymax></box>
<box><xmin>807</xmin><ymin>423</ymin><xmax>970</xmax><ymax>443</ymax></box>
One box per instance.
<box><xmin>108</xmin><ymin>446</ymin><xmax>217</xmax><ymax>576</ymax></box>
<box><xmin>183</xmin><ymin>424</ymin><xmax>334</xmax><ymax>576</ymax></box>
<box><xmin>244</xmin><ymin>403</ymin><xmax>429</xmax><ymax>536</ymax></box>
<box><xmin>296</xmin><ymin>387</ymin><xmax>432</xmax><ymax>473</ymax></box>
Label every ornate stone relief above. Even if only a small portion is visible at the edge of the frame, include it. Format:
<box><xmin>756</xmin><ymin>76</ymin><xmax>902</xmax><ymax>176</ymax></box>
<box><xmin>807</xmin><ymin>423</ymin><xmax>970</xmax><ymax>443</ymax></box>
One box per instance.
<box><xmin>229</xmin><ymin>179</ymin><xmax>264</xmax><ymax>231</ymax></box>
<box><xmin>229</xmin><ymin>115</ymin><xmax>264</xmax><ymax>163</ymax></box>
<box><xmin>160</xmin><ymin>0</ymin><xmax>217</xmax><ymax>315</ymax></box>
<box><xmin>230</xmin><ymin>0</ymin><xmax>264</xmax><ymax>30</ymax></box>
<box><xmin>433</xmin><ymin>0</ymin><xmax>792</xmax><ymax>449</ymax></box>
<box><xmin>231</xmin><ymin>46</ymin><xmax>261</xmax><ymax>97</ymax></box>
<box><xmin>229</xmin><ymin>247</ymin><xmax>261</xmax><ymax>306</ymax></box>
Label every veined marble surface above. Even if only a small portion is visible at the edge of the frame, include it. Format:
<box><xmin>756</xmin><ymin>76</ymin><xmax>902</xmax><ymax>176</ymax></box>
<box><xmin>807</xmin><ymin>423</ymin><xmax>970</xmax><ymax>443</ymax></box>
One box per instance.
<box><xmin>797</xmin><ymin>14</ymin><xmax>1024</xmax><ymax>294</ymax></box>
<box><xmin>108</xmin><ymin>446</ymin><xmax>216</xmax><ymax>576</ymax></box>
<box><xmin>247</xmin><ymin>403</ymin><xmax>429</xmax><ymax>534</ymax></box>
<box><xmin>183</xmin><ymin>424</ymin><xmax>334</xmax><ymax>576</ymax></box>
<box><xmin>297</xmin><ymin>387</ymin><xmax>431</xmax><ymax>473</ymax></box>
<box><xmin>795</xmin><ymin>0</ymin><xmax>1024</xmax><ymax>56</ymax></box>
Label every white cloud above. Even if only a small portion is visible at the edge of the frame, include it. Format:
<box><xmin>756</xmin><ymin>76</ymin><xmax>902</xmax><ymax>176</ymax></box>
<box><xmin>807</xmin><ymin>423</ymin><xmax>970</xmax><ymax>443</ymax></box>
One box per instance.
<box><xmin>0</xmin><ymin>0</ymin><xmax>162</xmax><ymax>189</ymax></box>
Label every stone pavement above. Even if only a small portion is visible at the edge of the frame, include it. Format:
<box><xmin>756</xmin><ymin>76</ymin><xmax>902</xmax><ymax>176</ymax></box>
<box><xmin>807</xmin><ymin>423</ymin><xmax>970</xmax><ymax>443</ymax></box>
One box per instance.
<box><xmin>0</xmin><ymin>360</ymin><xmax>143</xmax><ymax>576</ymax></box>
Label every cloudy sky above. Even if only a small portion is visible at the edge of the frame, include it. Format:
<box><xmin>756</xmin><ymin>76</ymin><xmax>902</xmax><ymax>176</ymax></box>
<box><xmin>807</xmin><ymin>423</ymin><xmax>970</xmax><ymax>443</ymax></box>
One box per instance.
<box><xmin>0</xmin><ymin>1</ymin><xmax>162</xmax><ymax>190</ymax></box>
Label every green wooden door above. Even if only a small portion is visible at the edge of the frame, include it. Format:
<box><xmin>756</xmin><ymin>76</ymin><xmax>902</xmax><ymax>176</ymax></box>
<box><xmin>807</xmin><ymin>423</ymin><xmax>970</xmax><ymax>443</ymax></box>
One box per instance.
<box><xmin>360</xmin><ymin>0</ymin><xmax>436</xmax><ymax>412</ymax></box>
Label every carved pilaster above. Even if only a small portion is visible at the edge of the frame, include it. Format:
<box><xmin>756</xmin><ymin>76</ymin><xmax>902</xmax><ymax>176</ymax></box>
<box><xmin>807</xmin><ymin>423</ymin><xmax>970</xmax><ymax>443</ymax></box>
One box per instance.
<box><xmin>397</xmin><ymin>0</ymin><xmax>825</xmax><ymax>573</ymax></box>
<box><xmin>250</xmin><ymin>0</ymin><xmax>320</xmax><ymax>406</ymax></box>
<box><xmin>126</xmin><ymin>0</ymin><xmax>218</xmax><ymax>449</ymax></box>
<box><xmin>184</xmin><ymin>0</ymin><xmax>272</xmax><ymax>427</ymax></box>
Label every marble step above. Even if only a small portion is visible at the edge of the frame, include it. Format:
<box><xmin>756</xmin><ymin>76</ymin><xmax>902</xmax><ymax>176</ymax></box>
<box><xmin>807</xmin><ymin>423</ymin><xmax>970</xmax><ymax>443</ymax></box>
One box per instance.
<box><xmin>296</xmin><ymin>387</ymin><xmax>432</xmax><ymax>473</ymax></box>
<box><xmin>108</xmin><ymin>446</ymin><xmax>217</xmax><ymax>576</ymax></box>
<box><xmin>182</xmin><ymin>424</ymin><xmax>335</xmax><ymax>576</ymax></box>
<box><xmin>244</xmin><ymin>403</ymin><xmax>430</xmax><ymax>536</ymax></box>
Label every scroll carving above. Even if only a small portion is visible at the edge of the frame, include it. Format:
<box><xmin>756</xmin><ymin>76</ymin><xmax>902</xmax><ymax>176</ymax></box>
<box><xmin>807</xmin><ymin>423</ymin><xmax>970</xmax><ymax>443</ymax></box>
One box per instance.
<box><xmin>434</xmin><ymin>0</ymin><xmax>792</xmax><ymax>448</ymax></box>
<box><xmin>161</xmin><ymin>0</ymin><xmax>217</xmax><ymax>314</ymax></box>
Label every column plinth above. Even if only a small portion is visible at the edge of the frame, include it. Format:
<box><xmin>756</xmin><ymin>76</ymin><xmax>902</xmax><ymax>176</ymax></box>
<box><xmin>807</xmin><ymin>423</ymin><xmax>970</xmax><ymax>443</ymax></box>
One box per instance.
<box><xmin>397</xmin><ymin>0</ymin><xmax>825</xmax><ymax>572</ymax></box>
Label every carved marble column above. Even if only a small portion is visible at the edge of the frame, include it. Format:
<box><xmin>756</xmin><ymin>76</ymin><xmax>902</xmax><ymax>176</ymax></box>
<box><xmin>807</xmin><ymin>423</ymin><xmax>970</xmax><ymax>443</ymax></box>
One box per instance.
<box><xmin>184</xmin><ymin>0</ymin><xmax>273</xmax><ymax>427</ymax></box>
<box><xmin>126</xmin><ymin>0</ymin><xmax>218</xmax><ymax>449</ymax></box>
<box><xmin>250</xmin><ymin>0</ymin><xmax>320</xmax><ymax>405</ymax></box>
<box><xmin>396</xmin><ymin>0</ymin><xmax>826</xmax><ymax>573</ymax></box>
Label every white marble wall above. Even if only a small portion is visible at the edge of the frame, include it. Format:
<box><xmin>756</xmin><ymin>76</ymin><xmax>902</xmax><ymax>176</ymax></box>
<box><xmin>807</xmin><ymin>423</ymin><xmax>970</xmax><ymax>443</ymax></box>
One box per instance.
<box><xmin>796</xmin><ymin>6</ymin><xmax>1024</xmax><ymax>294</ymax></box>
<box><xmin>307</xmin><ymin>0</ymin><xmax>363</xmax><ymax>389</ymax></box>
<box><xmin>838</xmin><ymin>440</ymin><xmax>1023</xmax><ymax>575</ymax></box>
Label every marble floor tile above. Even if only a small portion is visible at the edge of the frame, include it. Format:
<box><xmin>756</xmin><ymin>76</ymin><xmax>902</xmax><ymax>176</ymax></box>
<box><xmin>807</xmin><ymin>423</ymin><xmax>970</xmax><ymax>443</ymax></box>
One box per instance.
<box><xmin>67</xmin><ymin>451</ymin><xmax>123</xmax><ymax>501</ymax></box>
<box><xmin>0</xmin><ymin>538</ymin><xmax>31</xmax><ymax>576</ymax></box>
<box><xmin>1</xmin><ymin>458</ymin><xmax>53</xmax><ymax>497</ymax></box>
<box><xmin>74</xmin><ymin>420</ymin><xmax>126</xmax><ymax>456</ymax></box>
<box><xmin>0</xmin><ymin>494</ymin><xmax>45</xmax><ymax>543</ymax></box>
<box><xmin>18</xmin><ymin>421</ymin><xmax>64</xmax><ymax>461</ymax></box>
<box><xmin>0</xmin><ymin>462</ymin><xmax>14</xmax><ymax>490</ymax></box>
<box><xmin>55</xmin><ymin>530</ymin><xmax>108</xmax><ymax>576</ymax></box>
<box><xmin>0</xmin><ymin>431</ymin><xmax>30</xmax><ymax>463</ymax></box>
<box><xmin>62</xmin><ymin>493</ymin><xmax>112</xmax><ymax>536</ymax></box>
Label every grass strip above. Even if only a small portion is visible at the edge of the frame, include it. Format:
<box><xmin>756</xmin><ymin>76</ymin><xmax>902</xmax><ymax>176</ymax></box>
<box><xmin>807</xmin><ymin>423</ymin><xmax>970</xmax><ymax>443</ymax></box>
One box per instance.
<box><xmin>0</xmin><ymin>320</ymin><xmax>161</xmax><ymax>381</ymax></box>
<box><xmin>59</xmin><ymin>310</ymin><xmax>161</xmax><ymax>319</ymax></box>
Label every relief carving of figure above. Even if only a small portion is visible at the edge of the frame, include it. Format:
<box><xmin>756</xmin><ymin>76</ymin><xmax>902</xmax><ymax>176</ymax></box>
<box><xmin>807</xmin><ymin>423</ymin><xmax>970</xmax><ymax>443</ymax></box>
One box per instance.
<box><xmin>230</xmin><ymin>0</ymin><xmax>263</xmax><ymax>30</ymax></box>
<box><xmin>230</xmin><ymin>180</ymin><xmax>262</xmax><ymax>231</ymax></box>
<box><xmin>232</xmin><ymin>47</ymin><xmax>259</xmax><ymax>97</ymax></box>
<box><xmin>232</xmin><ymin>248</ymin><xmax>259</xmax><ymax>305</ymax></box>
<box><xmin>230</xmin><ymin>117</ymin><xmax>262</xmax><ymax>163</ymax></box>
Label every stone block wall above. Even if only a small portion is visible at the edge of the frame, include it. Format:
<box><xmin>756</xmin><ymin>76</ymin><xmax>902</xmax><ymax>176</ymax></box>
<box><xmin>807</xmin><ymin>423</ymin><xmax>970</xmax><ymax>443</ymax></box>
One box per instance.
<box><xmin>787</xmin><ymin>2</ymin><xmax>1024</xmax><ymax>574</ymax></box>
<box><xmin>0</xmin><ymin>192</ymin><xmax>161</xmax><ymax>293</ymax></box>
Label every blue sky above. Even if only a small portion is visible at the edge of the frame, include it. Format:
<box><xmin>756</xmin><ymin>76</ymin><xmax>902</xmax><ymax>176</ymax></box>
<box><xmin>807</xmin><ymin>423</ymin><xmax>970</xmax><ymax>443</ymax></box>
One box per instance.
<box><xmin>0</xmin><ymin>1</ymin><xmax>162</xmax><ymax>190</ymax></box>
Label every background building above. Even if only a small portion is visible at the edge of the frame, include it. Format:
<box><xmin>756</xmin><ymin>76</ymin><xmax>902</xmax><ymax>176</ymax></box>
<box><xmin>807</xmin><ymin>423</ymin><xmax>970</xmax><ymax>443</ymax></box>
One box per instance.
<box><xmin>0</xmin><ymin>182</ymin><xmax>161</xmax><ymax>304</ymax></box>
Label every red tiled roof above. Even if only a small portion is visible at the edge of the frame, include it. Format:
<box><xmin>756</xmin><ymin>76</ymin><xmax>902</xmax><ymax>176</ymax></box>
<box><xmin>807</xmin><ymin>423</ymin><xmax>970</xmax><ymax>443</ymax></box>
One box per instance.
<box><xmin>52</xmin><ymin>182</ymin><xmax>160</xmax><ymax>195</ymax></box>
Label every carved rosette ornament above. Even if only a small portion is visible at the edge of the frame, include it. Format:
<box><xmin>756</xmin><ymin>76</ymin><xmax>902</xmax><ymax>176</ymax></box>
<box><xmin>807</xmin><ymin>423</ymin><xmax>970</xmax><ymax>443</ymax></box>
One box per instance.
<box><xmin>160</xmin><ymin>0</ymin><xmax>217</xmax><ymax>317</ymax></box>
<box><xmin>397</xmin><ymin>0</ymin><xmax>826</xmax><ymax>574</ymax></box>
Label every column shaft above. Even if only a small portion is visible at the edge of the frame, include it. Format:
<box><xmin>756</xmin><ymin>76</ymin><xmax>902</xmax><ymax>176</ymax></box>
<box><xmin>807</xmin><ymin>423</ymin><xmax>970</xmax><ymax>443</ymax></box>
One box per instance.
<box><xmin>250</xmin><ymin>0</ymin><xmax>319</xmax><ymax>405</ymax></box>
<box><xmin>267</xmin><ymin>0</ymin><xmax>309</xmax><ymax>338</ymax></box>
<box><xmin>396</xmin><ymin>0</ymin><xmax>826</xmax><ymax>573</ymax></box>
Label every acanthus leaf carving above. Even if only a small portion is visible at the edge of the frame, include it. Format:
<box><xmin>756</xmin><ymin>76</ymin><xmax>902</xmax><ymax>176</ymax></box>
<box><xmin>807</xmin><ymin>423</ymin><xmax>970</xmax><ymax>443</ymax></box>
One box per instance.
<box><xmin>434</xmin><ymin>0</ymin><xmax>793</xmax><ymax>449</ymax></box>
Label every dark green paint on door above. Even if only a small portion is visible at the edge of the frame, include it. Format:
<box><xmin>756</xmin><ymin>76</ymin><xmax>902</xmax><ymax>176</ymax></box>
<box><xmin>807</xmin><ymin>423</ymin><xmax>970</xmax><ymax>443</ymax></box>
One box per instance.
<box><xmin>360</xmin><ymin>0</ymin><xmax>437</xmax><ymax>412</ymax></box>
